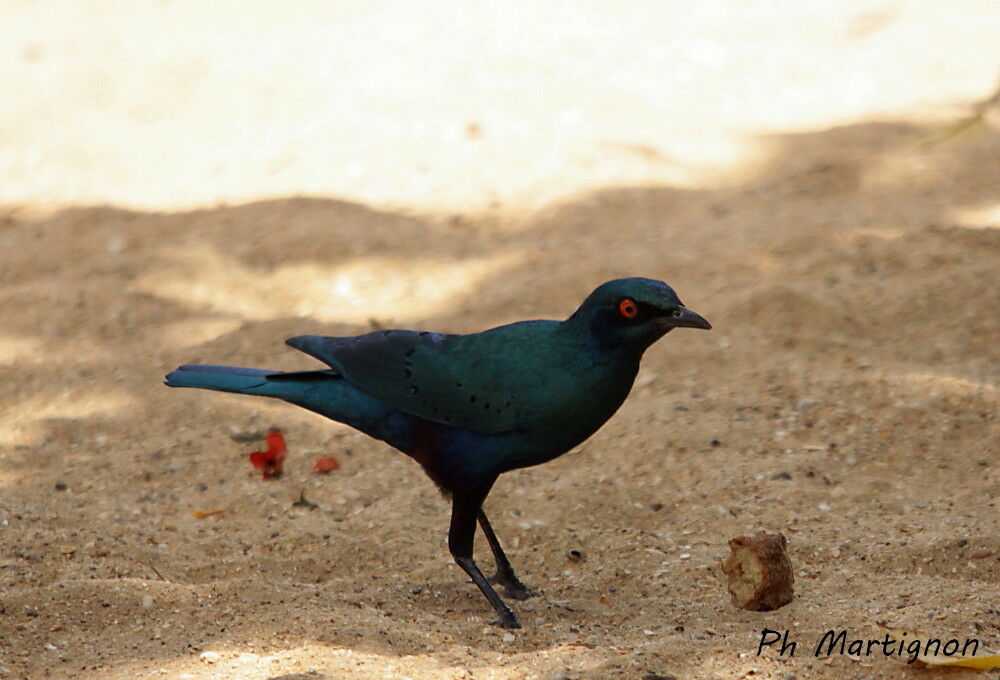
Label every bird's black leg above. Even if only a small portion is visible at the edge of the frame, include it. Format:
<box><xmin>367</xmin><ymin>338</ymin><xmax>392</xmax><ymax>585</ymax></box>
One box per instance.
<box><xmin>478</xmin><ymin>509</ymin><xmax>535</xmax><ymax>600</ymax></box>
<box><xmin>449</xmin><ymin>497</ymin><xmax>520</xmax><ymax>629</ymax></box>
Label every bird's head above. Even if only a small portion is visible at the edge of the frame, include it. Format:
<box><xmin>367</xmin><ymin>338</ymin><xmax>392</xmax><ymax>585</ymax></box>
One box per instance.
<box><xmin>567</xmin><ymin>277</ymin><xmax>711</xmax><ymax>352</ymax></box>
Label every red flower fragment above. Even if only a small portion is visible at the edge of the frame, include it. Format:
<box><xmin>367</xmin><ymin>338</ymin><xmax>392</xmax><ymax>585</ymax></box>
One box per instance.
<box><xmin>248</xmin><ymin>428</ymin><xmax>286</xmax><ymax>479</ymax></box>
<box><xmin>312</xmin><ymin>456</ymin><xmax>340</xmax><ymax>474</ymax></box>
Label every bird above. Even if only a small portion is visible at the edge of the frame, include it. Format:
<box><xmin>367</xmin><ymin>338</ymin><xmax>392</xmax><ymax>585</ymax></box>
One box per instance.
<box><xmin>165</xmin><ymin>277</ymin><xmax>710</xmax><ymax>628</ymax></box>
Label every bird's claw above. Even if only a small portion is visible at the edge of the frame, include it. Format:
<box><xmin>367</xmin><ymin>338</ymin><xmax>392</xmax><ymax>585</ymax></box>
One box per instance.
<box><xmin>504</xmin><ymin>583</ymin><xmax>536</xmax><ymax>601</ymax></box>
<box><xmin>492</xmin><ymin>613</ymin><xmax>522</xmax><ymax>629</ymax></box>
<box><xmin>489</xmin><ymin>572</ymin><xmax>536</xmax><ymax>601</ymax></box>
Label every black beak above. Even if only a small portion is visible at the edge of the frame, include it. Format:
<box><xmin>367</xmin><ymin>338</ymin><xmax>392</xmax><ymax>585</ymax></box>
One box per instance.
<box><xmin>664</xmin><ymin>306</ymin><xmax>712</xmax><ymax>330</ymax></box>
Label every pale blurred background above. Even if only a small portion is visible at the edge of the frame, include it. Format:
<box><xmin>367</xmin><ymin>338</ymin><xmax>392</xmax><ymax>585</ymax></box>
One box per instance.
<box><xmin>2</xmin><ymin>4</ymin><xmax>1000</xmax><ymax>679</ymax></box>
<box><xmin>2</xmin><ymin>0</ymin><xmax>998</xmax><ymax>213</ymax></box>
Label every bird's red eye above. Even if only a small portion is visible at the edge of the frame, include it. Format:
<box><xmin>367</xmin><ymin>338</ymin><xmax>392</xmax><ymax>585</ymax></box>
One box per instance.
<box><xmin>618</xmin><ymin>298</ymin><xmax>638</xmax><ymax>319</ymax></box>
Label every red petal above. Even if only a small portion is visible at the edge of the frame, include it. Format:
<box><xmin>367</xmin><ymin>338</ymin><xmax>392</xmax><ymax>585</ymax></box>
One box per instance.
<box><xmin>249</xmin><ymin>451</ymin><xmax>270</xmax><ymax>469</ymax></box>
<box><xmin>265</xmin><ymin>429</ymin><xmax>287</xmax><ymax>455</ymax></box>
<box><xmin>269</xmin><ymin>452</ymin><xmax>285</xmax><ymax>477</ymax></box>
<box><xmin>248</xmin><ymin>429</ymin><xmax>286</xmax><ymax>479</ymax></box>
<box><xmin>312</xmin><ymin>456</ymin><xmax>340</xmax><ymax>473</ymax></box>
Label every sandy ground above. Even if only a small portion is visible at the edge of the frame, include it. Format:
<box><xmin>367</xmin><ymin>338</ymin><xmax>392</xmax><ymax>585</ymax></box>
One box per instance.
<box><xmin>1</xmin><ymin>2</ymin><xmax>999</xmax><ymax>679</ymax></box>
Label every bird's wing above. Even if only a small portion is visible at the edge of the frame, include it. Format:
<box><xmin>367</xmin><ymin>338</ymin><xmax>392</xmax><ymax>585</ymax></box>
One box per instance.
<box><xmin>286</xmin><ymin>328</ymin><xmax>545</xmax><ymax>434</ymax></box>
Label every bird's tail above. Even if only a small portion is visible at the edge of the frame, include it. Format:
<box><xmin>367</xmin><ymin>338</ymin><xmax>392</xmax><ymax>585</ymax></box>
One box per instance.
<box><xmin>165</xmin><ymin>364</ymin><xmax>274</xmax><ymax>394</ymax></box>
<box><xmin>166</xmin><ymin>363</ymin><xmax>405</xmax><ymax>448</ymax></box>
<box><xmin>164</xmin><ymin>364</ymin><xmax>336</xmax><ymax>400</ymax></box>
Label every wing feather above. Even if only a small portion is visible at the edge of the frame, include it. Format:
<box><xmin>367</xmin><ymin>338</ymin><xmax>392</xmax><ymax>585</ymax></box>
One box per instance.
<box><xmin>286</xmin><ymin>329</ymin><xmax>539</xmax><ymax>434</ymax></box>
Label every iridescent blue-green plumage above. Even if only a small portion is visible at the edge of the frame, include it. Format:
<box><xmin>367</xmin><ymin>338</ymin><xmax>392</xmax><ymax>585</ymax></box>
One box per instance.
<box><xmin>165</xmin><ymin>277</ymin><xmax>710</xmax><ymax>628</ymax></box>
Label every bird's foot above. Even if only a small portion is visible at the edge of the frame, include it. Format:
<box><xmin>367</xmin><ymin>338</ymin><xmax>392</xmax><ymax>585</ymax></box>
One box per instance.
<box><xmin>492</xmin><ymin>611</ymin><xmax>522</xmax><ymax>629</ymax></box>
<box><xmin>489</xmin><ymin>571</ymin><xmax>536</xmax><ymax>601</ymax></box>
<box><xmin>503</xmin><ymin>583</ymin><xmax>537</xmax><ymax>601</ymax></box>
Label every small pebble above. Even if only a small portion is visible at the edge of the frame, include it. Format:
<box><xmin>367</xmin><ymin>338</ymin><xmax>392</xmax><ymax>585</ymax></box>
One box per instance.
<box><xmin>199</xmin><ymin>651</ymin><xmax>221</xmax><ymax>664</ymax></box>
<box><xmin>106</xmin><ymin>235</ymin><xmax>126</xmax><ymax>253</ymax></box>
<box><xmin>141</xmin><ymin>595</ymin><xmax>153</xmax><ymax>608</ymax></box>
<box><xmin>502</xmin><ymin>632</ymin><xmax>516</xmax><ymax>643</ymax></box>
<box><xmin>817</xmin><ymin>503</ymin><xmax>832</xmax><ymax>512</ymax></box>
<box><xmin>229</xmin><ymin>427</ymin><xmax>267</xmax><ymax>443</ymax></box>
<box><xmin>44</xmin><ymin>643</ymin><xmax>58</xmax><ymax>651</ymax></box>
<box><xmin>635</xmin><ymin>371</ymin><xmax>658</xmax><ymax>388</ymax></box>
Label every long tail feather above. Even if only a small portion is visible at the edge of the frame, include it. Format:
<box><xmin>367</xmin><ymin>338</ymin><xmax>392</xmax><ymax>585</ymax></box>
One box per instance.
<box><xmin>165</xmin><ymin>363</ymin><xmax>406</xmax><ymax>448</ymax></box>
<box><xmin>164</xmin><ymin>364</ymin><xmax>276</xmax><ymax>394</ymax></box>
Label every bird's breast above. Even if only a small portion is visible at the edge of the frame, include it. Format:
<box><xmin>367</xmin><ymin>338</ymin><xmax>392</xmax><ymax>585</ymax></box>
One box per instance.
<box><xmin>508</xmin><ymin>354</ymin><xmax>639</xmax><ymax>467</ymax></box>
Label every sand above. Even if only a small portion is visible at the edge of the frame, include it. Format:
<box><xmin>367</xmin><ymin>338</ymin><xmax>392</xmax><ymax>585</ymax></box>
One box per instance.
<box><xmin>1</xmin><ymin>2</ymin><xmax>998</xmax><ymax>679</ymax></box>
